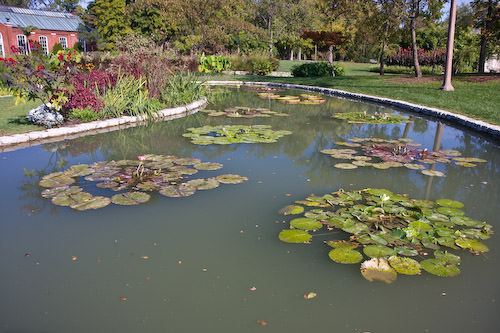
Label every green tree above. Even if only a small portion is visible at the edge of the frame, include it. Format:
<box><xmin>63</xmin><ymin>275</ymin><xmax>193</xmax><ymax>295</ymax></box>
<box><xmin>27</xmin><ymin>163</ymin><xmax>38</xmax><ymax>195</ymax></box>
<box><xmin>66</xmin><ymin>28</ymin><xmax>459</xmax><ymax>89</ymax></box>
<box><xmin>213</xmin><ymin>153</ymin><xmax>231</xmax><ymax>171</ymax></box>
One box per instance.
<box><xmin>472</xmin><ymin>0</ymin><xmax>500</xmax><ymax>72</ymax></box>
<box><xmin>90</xmin><ymin>0</ymin><xmax>131</xmax><ymax>50</ymax></box>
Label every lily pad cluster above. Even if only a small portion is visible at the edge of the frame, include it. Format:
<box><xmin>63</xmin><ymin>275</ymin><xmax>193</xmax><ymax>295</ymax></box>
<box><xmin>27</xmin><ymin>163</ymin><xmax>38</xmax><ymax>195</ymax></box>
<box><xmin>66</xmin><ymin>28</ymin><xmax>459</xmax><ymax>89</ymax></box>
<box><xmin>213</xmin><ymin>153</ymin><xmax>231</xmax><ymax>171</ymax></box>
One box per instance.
<box><xmin>332</xmin><ymin>111</ymin><xmax>409</xmax><ymax>124</ymax></box>
<box><xmin>39</xmin><ymin>154</ymin><xmax>248</xmax><ymax>211</ymax></box>
<box><xmin>278</xmin><ymin>188</ymin><xmax>493</xmax><ymax>283</ymax></box>
<box><xmin>200</xmin><ymin>106</ymin><xmax>289</xmax><ymax>118</ymax></box>
<box><xmin>257</xmin><ymin>93</ymin><xmax>326</xmax><ymax>105</ymax></box>
<box><xmin>321</xmin><ymin>137</ymin><xmax>487</xmax><ymax>177</ymax></box>
<box><xmin>183</xmin><ymin>125</ymin><xmax>292</xmax><ymax>145</ymax></box>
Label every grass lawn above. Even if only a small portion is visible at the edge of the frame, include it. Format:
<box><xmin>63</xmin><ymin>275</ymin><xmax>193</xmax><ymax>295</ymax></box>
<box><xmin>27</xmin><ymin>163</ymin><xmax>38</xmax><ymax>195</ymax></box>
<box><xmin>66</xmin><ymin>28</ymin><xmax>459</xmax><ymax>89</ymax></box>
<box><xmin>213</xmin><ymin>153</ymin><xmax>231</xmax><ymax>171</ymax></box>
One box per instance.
<box><xmin>0</xmin><ymin>97</ymin><xmax>43</xmax><ymax>135</ymax></box>
<box><xmin>210</xmin><ymin>73</ymin><xmax>500</xmax><ymax>126</ymax></box>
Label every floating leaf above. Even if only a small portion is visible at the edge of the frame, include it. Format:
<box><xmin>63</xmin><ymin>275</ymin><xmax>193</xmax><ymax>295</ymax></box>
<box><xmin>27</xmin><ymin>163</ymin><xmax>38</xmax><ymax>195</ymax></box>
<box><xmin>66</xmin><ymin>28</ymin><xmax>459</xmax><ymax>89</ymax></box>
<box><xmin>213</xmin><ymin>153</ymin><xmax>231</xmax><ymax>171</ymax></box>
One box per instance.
<box><xmin>215</xmin><ymin>174</ymin><xmax>248</xmax><ymax>184</ymax></box>
<box><xmin>360</xmin><ymin>258</ymin><xmax>397</xmax><ymax>283</ymax></box>
<box><xmin>328</xmin><ymin>248</ymin><xmax>363</xmax><ymax>264</ymax></box>
<box><xmin>70</xmin><ymin>196</ymin><xmax>111</xmax><ymax>211</ymax></box>
<box><xmin>453</xmin><ymin>157</ymin><xmax>487</xmax><ymax>163</ymax></box>
<box><xmin>193</xmin><ymin>162</ymin><xmax>223</xmax><ymax>170</ymax></box>
<box><xmin>279</xmin><ymin>230</ymin><xmax>311</xmax><ymax>243</ymax></box>
<box><xmin>41</xmin><ymin>186</ymin><xmax>81</xmax><ymax>198</ymax></box>
<box><xmin>52</xmin><ymin>191</ymin><xmax>92</xmax><ymax>207</ymax></box>
<box><xmin>363</xmin><ymin>245</ymin><xmax>396</xmax><ymax>258</ymax></box>
<box><xmin>290</xmin><ymin>218</ymin><xmax>323</xmax><ymax>231</ymax></box>
<box><xmin>455</xmin><ymin>238</ymin><xmax>489</xmax><ymax>252</ymax></box>
<box><xmin>334</xmin><ymin>163</ymin><xmax>358</xmax><ymax>169</ymax></box>
<box><xmin>39</xmin><ymin>173</ymin><xmax>75</xmax><ymax>188</ymax></box>
<box><xmin>434</xmin><ymin>250</ymin><xmax>461</xmax><ymax>264</ymax></box>
<box><xmin>326</xmin><ymin>240</ymin><xmax>358</xmax><ymax>249</ymax></box>
<box><xmin>437</xmin><ymin>206</ymin><xmax>465</xmax><ymax>217</ymax></box>
<box><xmin>388</xmin><ymin>256</ymin><xmax>421</xmax><ymax>275</ymax></box>
<box><xmin>394</xmin><ymin>246</ymin><xmax>419</xmax><ymax>256</ymax></box>
<box><xmin>159</xmin><ymin>185</ymin><xmax>196</xmax><ymax>197</ymax></box>
<box><xmin>420</xmin><ymin>259</ymin><xmax>460</xmax><ymax>277</ymax></box>
<box><xmin>421</xmin><ymin>170</ymin><xmax>446</xmax><ymax>177</ymax></box>
<box><xmin>436</xmin><ymin>199</ymin><xmax>464</xmax><ymax>209</ymax></box>
<box><xmin>455</xmin><ymin>162</ymin><xmax>477</xmax><ymax>167</ymax></box>
<box><xmin>279</xmin><ymin>205</ymin><xmax>304</xmax><ymax>215</ymax></box>
<box><xmin>440</xmin><ymin>150</ymin><xmax>462</xmax><ymax>156</ymax></box>
<box><xmin>185</xmin><ymin>178</ymin><xmax>219</xmax><ymax>190</ymax></box>
<box><xmin>111</xmin><ymin>192</ymin><xmax>150</xmax><ymax>206</ymax></box>
<box><xmin>404</xmin><ymin>163</ymin><xmax>426</xmax><ymax>170</ymax></box>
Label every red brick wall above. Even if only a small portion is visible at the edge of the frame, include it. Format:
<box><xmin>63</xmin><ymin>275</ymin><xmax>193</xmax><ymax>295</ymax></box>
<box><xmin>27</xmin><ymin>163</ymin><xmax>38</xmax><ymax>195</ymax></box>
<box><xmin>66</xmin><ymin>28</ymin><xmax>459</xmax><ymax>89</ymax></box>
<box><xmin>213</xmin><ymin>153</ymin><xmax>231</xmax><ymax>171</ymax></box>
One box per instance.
<box><xmin>0</xmin><ymin>23</ymin><xmax>78</xmax><ymax>56</ymax></box>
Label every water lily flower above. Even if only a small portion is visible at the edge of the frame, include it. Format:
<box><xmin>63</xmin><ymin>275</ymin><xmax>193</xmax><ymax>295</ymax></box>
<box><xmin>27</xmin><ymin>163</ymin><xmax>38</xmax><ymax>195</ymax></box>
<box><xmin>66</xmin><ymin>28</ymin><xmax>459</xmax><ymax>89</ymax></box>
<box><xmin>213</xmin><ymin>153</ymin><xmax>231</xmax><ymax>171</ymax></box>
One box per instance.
<box><xmin>138</xmin><ymin>156</ymin><xmax>146</xmax><ymax>161</ymax></box>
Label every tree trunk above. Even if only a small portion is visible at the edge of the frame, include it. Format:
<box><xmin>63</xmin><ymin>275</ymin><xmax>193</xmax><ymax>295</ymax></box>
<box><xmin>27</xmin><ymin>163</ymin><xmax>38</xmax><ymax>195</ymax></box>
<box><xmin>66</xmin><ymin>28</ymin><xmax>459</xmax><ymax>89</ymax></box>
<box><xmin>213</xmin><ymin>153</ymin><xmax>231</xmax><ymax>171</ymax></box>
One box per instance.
<box><xmin>328</xmin><ymin>45</ymin><xmax>333</xmax><ymax>64</ymax></box>
<box><xmin>290</xmin><ymin>48</ymin><xmax>294</xmax><ymax>60</ymax></box>
<box><xmin>268</xmin><ymin>19</ymin><xmax>274</xmax><ymax>57</ymax></box>
<box><xmin>440</xmin><ymin>0</ymin><xmax>457</xmax><ymax>91</ymax></box>
<box><xmin>298</xmin><ymin>46</ymin><xmax>302</xmax><ymax>60</ymax></box>
<box><xmin>314</xmin><ymin>44</ymin><xmax>317</xmax><ymax>61</ymax></box>
<box><xmin>410</xmin><ymin>15</ymin><xmax>422</xmax><ymax>78</ymax></box>
<box><xmin>478</xmin><ymin>34</ymin><xmax>488</xmax><ymax>73</ymax></box>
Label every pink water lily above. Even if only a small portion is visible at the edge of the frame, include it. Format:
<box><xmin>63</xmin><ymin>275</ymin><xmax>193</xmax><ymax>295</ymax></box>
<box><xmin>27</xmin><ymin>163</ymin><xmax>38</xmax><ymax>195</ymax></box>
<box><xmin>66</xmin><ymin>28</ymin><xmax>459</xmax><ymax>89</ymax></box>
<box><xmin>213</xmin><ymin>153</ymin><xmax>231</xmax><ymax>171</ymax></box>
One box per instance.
<box><xmin>138</xmin><ymin>156</ymin><xmax>146</xmax><ymax>161</ymax></box>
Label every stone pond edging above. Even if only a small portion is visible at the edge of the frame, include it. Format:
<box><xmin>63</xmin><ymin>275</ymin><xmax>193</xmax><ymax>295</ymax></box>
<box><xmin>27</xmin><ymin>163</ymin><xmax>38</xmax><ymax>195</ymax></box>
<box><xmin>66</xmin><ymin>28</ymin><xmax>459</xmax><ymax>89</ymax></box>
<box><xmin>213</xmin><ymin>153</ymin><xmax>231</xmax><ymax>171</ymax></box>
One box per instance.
<box><xmin>205</xmin><ymin>80</ymin><xmax>500</xmax><ymax>141</ymax></box>
<box><xmin>0</xmin><ymin>97</ymin><xmax>207</xmax><ymax>152</ymax></box>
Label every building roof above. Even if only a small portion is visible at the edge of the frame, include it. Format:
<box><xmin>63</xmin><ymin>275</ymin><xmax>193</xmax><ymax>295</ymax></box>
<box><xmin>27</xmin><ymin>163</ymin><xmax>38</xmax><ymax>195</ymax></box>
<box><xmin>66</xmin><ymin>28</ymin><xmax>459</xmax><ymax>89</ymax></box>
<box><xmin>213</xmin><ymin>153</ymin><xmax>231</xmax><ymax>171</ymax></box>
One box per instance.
<box><xmin>0</xmin><ymin>6</ymin><xmax>82</xmax><ymax>32</ymax></box>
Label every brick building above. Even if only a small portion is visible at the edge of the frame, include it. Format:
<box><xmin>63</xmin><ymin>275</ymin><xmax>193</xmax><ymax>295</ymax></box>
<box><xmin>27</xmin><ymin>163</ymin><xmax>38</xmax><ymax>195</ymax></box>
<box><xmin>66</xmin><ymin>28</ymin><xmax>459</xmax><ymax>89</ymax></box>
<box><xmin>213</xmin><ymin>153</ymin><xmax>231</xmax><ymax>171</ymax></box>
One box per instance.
<box><xmin>0</xmin><ymin>5</ymin><xmax>81</xmax><ymax>57</ymax></box>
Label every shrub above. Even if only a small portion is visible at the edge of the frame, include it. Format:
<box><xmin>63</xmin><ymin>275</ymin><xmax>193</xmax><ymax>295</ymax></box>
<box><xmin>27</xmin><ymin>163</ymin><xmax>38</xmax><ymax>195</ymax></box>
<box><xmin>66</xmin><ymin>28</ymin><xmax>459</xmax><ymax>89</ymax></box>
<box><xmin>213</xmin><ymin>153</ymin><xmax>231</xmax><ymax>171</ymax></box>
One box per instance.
<box><xmin>198</xmin><ymin>55</ymin><xmax>230</xmax><ymax>73</ymax></box>
<box><xmin>160</xmin><ymin>74</ymin><xmax>206</xmax><ymax>107</ymax></box>
<box><xmin>229</xmin><ymin>52</ymin><xmax>278</xmax><ymax>75</ymax></box>
<box><xmin>68</xmin><ymin>106</ymin><xmax>102</xmax><ymax>122</ymax></box>
<box><xmin>369</xmin><ymin>65</ymin><xmax>443</xmax><ymax>75</ymax></box>
<box><xmin>386</xmin><ymin>47</ymin><xmax>445</xmax><ymax>67</ymax></box>
<box><xmin>291</xmin><ymin>62</ymin><xmax>345</xmax><ymax>77</ymax></box>
<box><xmin>97</xmin><ymin>75</ymin><xmax>162</xmax><ymax>119</ymax></box>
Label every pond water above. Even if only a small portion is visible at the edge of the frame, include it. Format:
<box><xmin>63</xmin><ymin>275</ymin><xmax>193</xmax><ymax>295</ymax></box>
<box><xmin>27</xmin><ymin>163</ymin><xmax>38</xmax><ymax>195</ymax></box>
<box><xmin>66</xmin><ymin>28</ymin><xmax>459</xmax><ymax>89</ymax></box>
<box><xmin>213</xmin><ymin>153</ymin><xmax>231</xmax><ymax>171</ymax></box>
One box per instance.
<box><xmin>1</xmin><ymin>87</ymin><xmax>499</xmax><ymax>333</ymax></box>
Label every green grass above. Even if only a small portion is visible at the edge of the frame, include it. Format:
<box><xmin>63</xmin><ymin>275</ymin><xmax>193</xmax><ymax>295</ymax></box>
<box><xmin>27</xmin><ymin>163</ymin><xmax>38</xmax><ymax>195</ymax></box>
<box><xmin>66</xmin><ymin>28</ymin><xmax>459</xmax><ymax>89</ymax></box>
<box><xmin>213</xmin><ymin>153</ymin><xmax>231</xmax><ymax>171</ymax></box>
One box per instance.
<box><xmin>208</xmin><ymin>74</ymin><xmax>500</xmax><ymax>125</ymax></box>
<box><xmin>0</xmin><ymin>97</ymin><xmax>43</xmax><ymax>135</ymax></box>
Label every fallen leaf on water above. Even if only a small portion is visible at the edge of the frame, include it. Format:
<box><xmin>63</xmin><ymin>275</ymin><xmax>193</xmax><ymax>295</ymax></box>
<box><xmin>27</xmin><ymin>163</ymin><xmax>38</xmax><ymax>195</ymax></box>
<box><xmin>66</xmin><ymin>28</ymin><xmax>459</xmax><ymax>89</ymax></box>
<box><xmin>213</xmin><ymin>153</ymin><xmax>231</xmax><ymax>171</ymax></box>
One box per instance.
<box><xmin>303</xmin><ymin>292</ymin><xmax>317</xmax><ymax>299</ymax></box>
<box><xmin>120</xmin><ymin>296</ymin><xmax>128</xmax><ymax>301</ymax></box>
<box><xmin>257</xmin><ymin>320</ymin><xmax>268</xmax><ymax>326</ymax></box>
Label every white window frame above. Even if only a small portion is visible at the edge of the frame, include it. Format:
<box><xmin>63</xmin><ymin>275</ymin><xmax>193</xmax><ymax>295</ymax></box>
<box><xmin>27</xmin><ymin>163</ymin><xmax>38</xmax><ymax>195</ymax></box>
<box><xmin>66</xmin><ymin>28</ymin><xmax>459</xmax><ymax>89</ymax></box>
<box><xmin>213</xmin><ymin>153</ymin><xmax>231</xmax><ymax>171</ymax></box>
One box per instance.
<box><xmin>39</xmin><ymin>36</ymin><xmax>48</xmax><ymax>55</ymax></box>
<box><xmin>0</xmin><ymin>33</ymin><xmax>4</xmax><ymax>57</ymax></box>
<box><xmin>17</xmin><ymin>34</ymin><xmax>29</xmax><ymax>55</ymax></box>
<box><xmin>59</xmin><ymin>37</ymin><xmax>67</xmax><ymax>49</ymax></box>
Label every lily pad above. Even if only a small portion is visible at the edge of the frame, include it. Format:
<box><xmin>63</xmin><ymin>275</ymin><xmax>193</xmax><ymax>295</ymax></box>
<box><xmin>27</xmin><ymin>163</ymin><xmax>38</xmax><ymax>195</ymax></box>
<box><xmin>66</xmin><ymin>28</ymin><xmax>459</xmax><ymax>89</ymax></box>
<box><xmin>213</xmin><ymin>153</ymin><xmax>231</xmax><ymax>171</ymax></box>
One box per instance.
<box><xmin>363</xmin><ymin>245</ymin><xmax>396</xmax><ymax>258</ymax></box>
<box><xmin>216</xmin><ymin>174</ymin><xmax>248</xmax><ymax>184</ymax></box>
<box><xmin>328</xmin><ymin>248</ymin><xmax>363</xmax><ymax>264</ymax></box>
<box><xmin>175</xmin><ymin>158</ymin><xmax>202</xmax><ymax>166</ymax></box>
<box><xmin>434</xmin><ymin>250</ymin><xmax>461</xmax><ymax>264</ymax></box>
<box><xmin>394</xmin><ymin>246</ymin><xmax>419</xmax><ymax>256</ymax></box>
<box><xmin>52</xmin><ymin>191</ymin><xmax>92</xmax><ymax>207</ymax></box>
<box><xmin>70</xmin><ymin>196</ymin><xmax>111</xmax><ymax>211</ymax></box>
<box><xmin>279</xmin><ymin>230</ymin><xmax>312</xmax><ymax>243</ymax></box>
<box><xmin>334</xmin><ymin>163</ymin><xmax>358</xmax><ymax>169</ymax></box>
<box><xmin>360</xmin><ymin>258</ymin><xmax>397</xmax><ymax>283</ymax></box>
<box><xmin>290</xmin><ymin>218</ymin><xmax>323</xmax><ymax>231</ymax></box>
<box><xmin>159</xmin><ymin>185</ymin><xmax>196</xmax><ymax>197</ymax></box>
<box><xmin>420</xmin><ymin>258</ymin><xmax>460</xmax><ymax>277</ymax></box>
<box><xmin>41</xmin><ymin>186</ymin><xmax>81</xmax><ymax>198</ymax></box>
<box><xmin>421</xmin><ymin>170</ymin><xmax>446</xmax><ymax>177</ymax></box>
<box><xmin>194</xmin><ymin>162</ymin><xmax>223</xmax><ymax>170</ymax></box>
<box><xmin>39</xmin><ymin>174</ymin><xmax>75</xmax><ymax>188</ymax></box>
<box><xmin>279</xmin><ymin>205</ymin><xmax>305</xmax><ymax>215</ymax></box>
<box><xmin>185</xmin><ymin>178</ymin><xmax>219</xmax><ymax>190</ymax></box>
<box><xmin>455</xmin><ymin>238</ymin><xmax>489</xmax><ymax>252</ymax></box>
<box><xmin>436</xmin><ymin>199</ymin><xmax>464</xmax><ymax>209</ymax></box>
<box><xmin>388</xmin><ymin>256</ymin><xmax>421</xmax><ymax>275</ymax></box>
<box><xmin>437</xmin><ymin>206</ymin><xmax>465</xmax><ymax>216</ymax></box>
<box><xmin>404</xmin><ymin>163</ymin><xmax>426</xmax><ymax>170</ymax></box>
<box><xmin>111</xmin><ymin>192</ymin><xmax>150</xmax><ymax>206</ymax></box>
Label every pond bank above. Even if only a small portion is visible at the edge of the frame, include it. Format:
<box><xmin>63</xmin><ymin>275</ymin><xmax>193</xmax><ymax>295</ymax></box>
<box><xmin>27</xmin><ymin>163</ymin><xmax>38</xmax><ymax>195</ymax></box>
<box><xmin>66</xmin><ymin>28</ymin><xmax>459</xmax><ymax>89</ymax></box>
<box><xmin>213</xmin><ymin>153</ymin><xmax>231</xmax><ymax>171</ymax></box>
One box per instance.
<box><xmin>0</xmin><ymin>97</ymin><xmax>207</xmax><ymax>152</ymax></box>
<box><xmin>205</xmin><ymin>80</ymin><xmax>500</xmax><ymax>141</ymax></box>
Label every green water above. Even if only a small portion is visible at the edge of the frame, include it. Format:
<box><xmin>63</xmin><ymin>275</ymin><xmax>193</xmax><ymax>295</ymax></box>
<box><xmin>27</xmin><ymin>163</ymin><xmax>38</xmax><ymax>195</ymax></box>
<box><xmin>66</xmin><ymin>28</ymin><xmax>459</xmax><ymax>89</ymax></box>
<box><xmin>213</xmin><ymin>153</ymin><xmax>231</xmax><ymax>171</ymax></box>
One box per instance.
<box><xmin>1</xmin><ymin>88</ymin><xmax>499</xmax><ymax>332</ymax></box>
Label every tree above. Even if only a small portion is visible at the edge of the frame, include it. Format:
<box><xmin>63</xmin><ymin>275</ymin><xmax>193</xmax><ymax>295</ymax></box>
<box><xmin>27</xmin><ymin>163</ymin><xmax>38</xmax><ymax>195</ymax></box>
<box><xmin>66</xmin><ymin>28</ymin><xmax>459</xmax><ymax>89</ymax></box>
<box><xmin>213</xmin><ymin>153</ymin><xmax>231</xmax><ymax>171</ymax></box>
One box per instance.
<box><xmin>440</xmin><ymin>0</ymin><xmax>457</xmax><ymax>91</ymax></box>
<box><xmin>90</xmin><ymin>0</ymin><xmax>131</xmax><ymax>50</ymax></box>
<box><xmin>472</xmin><ymin>0</ymin><xmax>500</xmax><ymax>72</ymax></box>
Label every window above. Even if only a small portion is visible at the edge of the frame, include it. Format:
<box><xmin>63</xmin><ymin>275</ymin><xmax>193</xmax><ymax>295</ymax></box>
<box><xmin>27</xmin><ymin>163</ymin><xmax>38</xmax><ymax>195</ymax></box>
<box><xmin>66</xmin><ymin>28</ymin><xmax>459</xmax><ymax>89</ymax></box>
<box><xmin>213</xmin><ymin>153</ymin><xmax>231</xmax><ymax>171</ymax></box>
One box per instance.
<box><xmin>0</xmin><ymin>33</ymin><xmax>4</xmax><ymax>57</ymax></box>
<box><xmin>17</xmin><ymin>34</ymin><xmax>28</xmax><ymax>55</ymax></box>
<box><xmin>59</xmin><ymin>37</ymin><xmax>67</xmax><ymax>49</ymax></box>
<box><xmin>39</xmin><ymin>36</ymin><xmax>48</xmax><ymax>55</ymax></box>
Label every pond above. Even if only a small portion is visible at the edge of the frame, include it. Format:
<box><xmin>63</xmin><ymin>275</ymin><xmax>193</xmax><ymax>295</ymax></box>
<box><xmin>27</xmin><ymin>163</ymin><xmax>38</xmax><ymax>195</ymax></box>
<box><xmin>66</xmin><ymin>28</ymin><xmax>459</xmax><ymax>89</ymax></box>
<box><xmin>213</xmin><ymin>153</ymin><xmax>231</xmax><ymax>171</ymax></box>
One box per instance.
<box><xmin>1</xmin><ymin>87</ymin><xmax>499</xmax><ymax>332</ymax></box>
